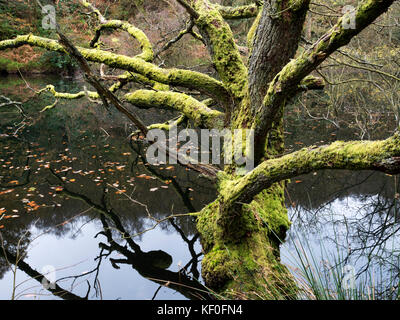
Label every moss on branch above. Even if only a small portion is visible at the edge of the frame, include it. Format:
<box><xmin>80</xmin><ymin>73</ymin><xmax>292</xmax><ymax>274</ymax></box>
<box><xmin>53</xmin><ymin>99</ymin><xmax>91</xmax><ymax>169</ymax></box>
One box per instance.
<box><xmin>38</xmin><ymin>84</ymin><xmax>98</xmax><ymax>100</ymax></box>
<box><xmin>90</xmin><ymin>20</ymin><xmax>154</xmax><ymax>62</ymax></box>
<box><xmin>214</xmin><ymin>3</ymin><xmax>260</xmax><ymax>19</ymax></box>
<box><xmin>124</xmin><ymin>90</ymin><xmax>225</xmax><ymax>129</ymax></box>
<box><xmin>197</xmin><ymin>131</ymin><xmax>400</xmax><ymax>294</ymax></box>
<box><xmin>251</xmin><ymin>0</ymin><xmax>395</xmax><ymax>161</ymax></box>
<box><xmin>0</xmin><ymin>35</ymin><xmax>230</xmax><ymax>104</ymax></box>
<box><xmin>246</xmin><ymin>8</ymin><xmax>262</xmax><ymax>53</ymax></box>
<box><xmin>194</xmin><ymin>1</ymin><xmax>248</xmax><ymax>102</ymax></box>
<box><xmin>36</xmin><ymin>70</ymin><xmax>164</xmax><ymax>105</ymax></box>
<box><xmin>146</xmin><ymin>115</ymin><xmax>187</xmax><ymax>131</ymax></box>
<box><xmin>224</xmin><ymin>132</ymin><xmax>400</xmax><ymax>211</ymax></box>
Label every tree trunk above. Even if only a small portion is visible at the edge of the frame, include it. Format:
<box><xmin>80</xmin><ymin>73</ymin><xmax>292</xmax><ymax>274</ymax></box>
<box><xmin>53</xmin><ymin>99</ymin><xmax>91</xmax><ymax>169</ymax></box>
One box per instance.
<box><xmin>197</xmin><ymin>183</ymin><xmax>295</xmax><ymax>298</ymax></box>
<box><xmin>195</xmin><ymin>1</ymin><xmax>312</xmax><ymax>298</ymax></box>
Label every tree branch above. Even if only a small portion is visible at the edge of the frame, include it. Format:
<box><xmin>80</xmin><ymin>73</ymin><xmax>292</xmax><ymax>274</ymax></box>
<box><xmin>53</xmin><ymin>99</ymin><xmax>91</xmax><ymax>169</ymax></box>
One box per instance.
<box><xmin>124</xmin><ymin>90</ymin><xmax>225</xmax><ymax>129</ymax></box>
<box><xmin>193</xmin><ymin>0</ymin><xmax>248</xmax><ymax>105</ymax></box>
<box><xmin>0</xmin><ymin>35</ymin><xmax>230</xmax><ymax>104</ymax></box>
<box><xmin>90</xmin><ymin>20</ymin><xmax>154</xmax><ymax>61</ymax></box>
<box><xmin>251</xmin><ymin>0</ymin><xmax>395</xmax><ymax>162</ymax></box>
<box><xmin>176</xmin><ymin>0</ymin><xmax>200</xmax><ymax>19</ymax></box>
<box><xmin>79</xmin><ymin>0</ymin><xmax>154</xmax><ymax>61</ymax></box>
<box><xmin>0</xmin><ymin>244</ymin><xmax>86</xmax><ymax>300</ymax></box>
<box><xmin>221</xmin><ymin>131</ymin><xmax>400</xmax><ymax>214</ymax></box>
<box><xmin>155</xmin><ymin>19</ymin><xmax>203</xmax><ymax>58</ymax></box>
<box><xmin>56</xmin><ymin>30</ymin><xmax>149</xmax><ymax>134</ymax></box>
<box><xmin>214</xmin><ymin>3</ymin><xmax>260</xmax><ymax>19</ymax></box>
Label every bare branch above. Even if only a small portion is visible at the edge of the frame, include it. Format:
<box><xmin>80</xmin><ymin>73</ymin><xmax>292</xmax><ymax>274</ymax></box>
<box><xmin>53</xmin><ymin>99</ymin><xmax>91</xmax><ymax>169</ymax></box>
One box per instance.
<box><xmin>56</xmin><ymin>30</ymin><xmax>149</xmax><ymax>134</ymax></box>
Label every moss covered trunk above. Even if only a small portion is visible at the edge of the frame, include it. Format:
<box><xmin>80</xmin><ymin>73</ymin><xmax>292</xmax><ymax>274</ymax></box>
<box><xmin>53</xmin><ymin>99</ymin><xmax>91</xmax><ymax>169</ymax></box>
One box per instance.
<box><xmin>190</xmin><ymin>0</ymin><xmax>312</xmax><ymax>298</ymax></box>
<box><xmin>197</xmin><ymin>182</ymin><xmax>296</xmax><ymax>298</ymax></box>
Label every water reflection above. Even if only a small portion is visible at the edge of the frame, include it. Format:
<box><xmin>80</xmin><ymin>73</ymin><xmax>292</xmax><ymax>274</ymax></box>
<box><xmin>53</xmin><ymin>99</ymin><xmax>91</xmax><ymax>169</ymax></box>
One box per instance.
<box><xmin>0</xmin><ymin>74</ymin><xmax>399</xmax><ymax>299</ymax></box>
<box><xmin>282</xmin><ymin>166</ymin><xmax>400</xmax><ymax>298</ymax></box>
<box><xmin>0</xmin><ymin>75</ymin><xmax>216</xmax><ymax>299</ymax></box>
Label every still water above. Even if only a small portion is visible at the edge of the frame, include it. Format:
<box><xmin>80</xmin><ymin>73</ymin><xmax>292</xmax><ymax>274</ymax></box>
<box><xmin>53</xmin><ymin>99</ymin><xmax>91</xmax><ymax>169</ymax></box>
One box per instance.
<box><xmin>0</xmin><ymin>75</ymin><xmax>399</xmax><ymax>299</ymax></box>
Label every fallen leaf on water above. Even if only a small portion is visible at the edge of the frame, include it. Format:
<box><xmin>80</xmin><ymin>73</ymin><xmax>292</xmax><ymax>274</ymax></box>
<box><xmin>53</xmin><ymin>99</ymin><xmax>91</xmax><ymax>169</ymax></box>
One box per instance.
<box><xmin>116</xmin><ymin>190</ymin><xmax>126</xmax><ymax>194</ymax></box>
<box><xmin>0</xmin><ymin>208</ymin><xmax>6</xmax><ymax>214</ymax></box>
<box><xmin>0</xmin><ymin>225</ymin><xmax>4</xmax><ymax>229</ymax></box>
<box><xmin>150</xmin><ymin>187</ymin><xmax>158</xmax><ymax>192</ymax></box>
<box><xmin>0</xmin><ymin>189</ymin><xmax>14</xmax><ymax>195</ymax></box>
<box><xmin>295</xmin><ymin>180</ymin><xmax>302</xmax><ymax>183</ymax></box>
<box><xmin>137</xmin><ymin>174</ymin><xmax>154</xmax><ymax>180</ymax></box>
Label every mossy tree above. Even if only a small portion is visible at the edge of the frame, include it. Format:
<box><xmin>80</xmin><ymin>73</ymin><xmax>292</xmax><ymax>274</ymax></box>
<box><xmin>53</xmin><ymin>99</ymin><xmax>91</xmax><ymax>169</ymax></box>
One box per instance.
<box><xmin>1</xmin><ymin>0</ymin><xmax>399</xmax><ymax>298</ymax></box>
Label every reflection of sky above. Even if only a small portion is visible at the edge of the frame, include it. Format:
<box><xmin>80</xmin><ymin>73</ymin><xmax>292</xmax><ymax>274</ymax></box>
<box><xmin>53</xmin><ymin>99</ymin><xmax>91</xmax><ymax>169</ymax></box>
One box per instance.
<box><xmin>0</xmin><ymin>220</ymin><xmax>201</xmax><ymax>300</ymax></box>
<box><xmin>281</xmin><ymin>195</ymin><xmax>400</xmax><ymax>296</ymax></box>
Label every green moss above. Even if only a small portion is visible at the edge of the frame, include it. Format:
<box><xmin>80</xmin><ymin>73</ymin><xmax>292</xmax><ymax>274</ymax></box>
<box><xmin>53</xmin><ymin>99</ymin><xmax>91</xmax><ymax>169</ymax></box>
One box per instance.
<box><xmin>196</xmin><ymin>176</ymin><xmax>294</xmax><ymax>297</ymax></box>
<box><xmin>91</xmin><ymin>20</ymin><xmax>154</xmax><ymax>62</ymax></box>
<box><xmin>194</xmin><ymin>132</ymin><xmax>400</xmax><ymax>296</ymax></box>
<box><xmin>194</xmin><ymin>3</ymin><xmax>248</xmax><ymax>101</ymax></box>
<box><xmin>214</xmin><ymin>3</ymin><xmax>260</xmax><ymax>20</ymax></box>
<box><xmin>124</xmin><ymin>90</ymin><xmax>225</xmax><ymax>129</ymax></box>
<box><xmin>0</xmin><ymin>35</ymin><xmax>230</xmax><ymax>103</ymax></box>
<box><xmin>247</xmin><ymin>8</ymin><xmax>262</xmax><ymax>54</ymax></box>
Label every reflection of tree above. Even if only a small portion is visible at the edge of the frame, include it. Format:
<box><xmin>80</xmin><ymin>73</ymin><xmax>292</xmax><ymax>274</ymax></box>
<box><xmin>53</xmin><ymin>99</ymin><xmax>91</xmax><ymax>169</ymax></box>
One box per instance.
<box><xmin>0</xmin><ymin>170</ymin><xmax>210</xmax><ymax>299</ymax></box>
<box><xmin>99</xmin><ymin>215</ymin><xmax>209</xmax><ymax>300</ymax></box>
<box><xmin>0</xmin><ymin>94</ymin><xmax>215</xmax><ymax>237</ymax></box>
<box><xmin>47</xmin><ymin>168</ymin><xmax>209</xmax><ymax>300</ymax></box>
<box><xmin>0</xmin><ymin>136</ymin><xmax>31</xmax><ymax>189</ymax></box>
<box><xmin>286</xmin><ymin>170</ymin><xmax>398</xmax><ymax>212</ymax></box>
<box><xmin>285</xmin><ymin>170</ymin><xmax>400</xmax><ymax>299</ymax></box>
<box><xmin>0</xmin><ymin>227</ymin><xmax>31</xmax><ymax>281</ymax></box>
<box><xmin>0</xmin><ymin>240</ymin><xmax>90</xmax><ymax>300</ymax></box>
<box><xmin>0</xmin><ymin>88</ymin><xmax>217</xmax><ymax>298</ymax></box>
